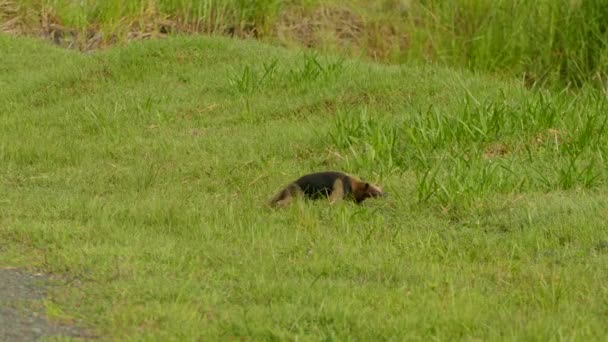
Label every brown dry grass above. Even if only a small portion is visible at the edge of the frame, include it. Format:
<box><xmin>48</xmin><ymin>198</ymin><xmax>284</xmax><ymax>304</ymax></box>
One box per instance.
<box><xmin>0</xmin><ymin>0</ymin><xmax>409</xmax><ymax>60</ymax></box>
<box><xmin>0</xmin><ymin>0</ymin><xmax>181</xmax><ymax>50</ymax></box>
<box><xmin>276</xmin><ymin>6</ymin><xmax>364</xmax><ymax>49</ymax></box>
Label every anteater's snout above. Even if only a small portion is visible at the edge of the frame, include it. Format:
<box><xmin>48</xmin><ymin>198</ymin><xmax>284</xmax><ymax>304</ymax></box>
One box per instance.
<box><xmin>370</xmin><ymin>185</ymin><xmax>385</xmax><ymax>198</ymax></box>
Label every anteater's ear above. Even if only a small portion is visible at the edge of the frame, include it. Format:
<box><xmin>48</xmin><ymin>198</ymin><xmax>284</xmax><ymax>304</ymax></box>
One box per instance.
<box><xmin>364</xmin><ymin>183</ymin><xmax>370</xmax><ymax>189</ymax></box>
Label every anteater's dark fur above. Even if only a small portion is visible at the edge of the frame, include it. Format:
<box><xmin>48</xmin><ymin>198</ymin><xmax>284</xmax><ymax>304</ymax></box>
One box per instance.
<box><xmin>269</xmin><ymin>171</ymin><xmax>385</xmax><ymax>207</ymax></box>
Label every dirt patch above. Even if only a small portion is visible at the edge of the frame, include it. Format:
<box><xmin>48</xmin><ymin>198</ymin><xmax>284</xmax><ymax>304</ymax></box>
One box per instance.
<box><xmin>277</xmin><ymin>5</ymin><xmax>408</xmax><ymax>60</ymax></box>
<box><xmin>276</xmin><ymin>6</ymin><xmax>364</xmax><ymax>49</ymax></box>
<box><xmin>0</xmin><ymin>268</ymin><xmax>90</xmax><ymax>341</ymax></box>
<box><xmin>483</xmin><ymin>142</ymin><xmax>509</xmax><ymax>159</ymax></box>
<box><xmin>533</xmin><ymin>128</ymin><xmax>570</xmax><ymax>146</ymax></box>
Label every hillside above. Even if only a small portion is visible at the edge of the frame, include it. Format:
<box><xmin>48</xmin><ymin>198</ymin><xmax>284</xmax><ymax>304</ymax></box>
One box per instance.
<box><xmin>2</xmin><ymin>0</ymin><xmax>607</xmax><ymax>88</ymax></box>
<box><xmin>1</xmin><ymin>34</ymin><xmax>608</xmax><ymax>340</ymax></box>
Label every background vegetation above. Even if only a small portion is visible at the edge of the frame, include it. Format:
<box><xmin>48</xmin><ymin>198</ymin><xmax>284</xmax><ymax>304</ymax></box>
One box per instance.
<box><xmin>1</xmin><ymin>0</ymin><xmax>608</xmax><ymax>340</ymax></box>
<box><xmin>2</xmin><ymin>0</ymin><xmax>607</xmax><ymax>89</ymax></box>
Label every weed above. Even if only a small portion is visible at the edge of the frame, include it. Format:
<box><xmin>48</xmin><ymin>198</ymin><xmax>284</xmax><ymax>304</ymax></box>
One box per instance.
<box><xmin>328</xmin><ymin>108</ymin><xmax>400</xmax><ymax>176</ymax></box>
<box><xmin>288</xmin><ymin>52</ymin><xmax>345</xmax><ymax>84</ymax></box>
<box><xmin>228</xmin><ymin>58</ymin><xmax>279</xmax><ymax>94</ymax></box>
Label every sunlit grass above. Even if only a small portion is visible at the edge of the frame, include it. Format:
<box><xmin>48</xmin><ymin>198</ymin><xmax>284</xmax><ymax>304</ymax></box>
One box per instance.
<box><xmin>1</xmin><ymin>33</ymin><xmax>608</xmax><ymax>340</ymax></box>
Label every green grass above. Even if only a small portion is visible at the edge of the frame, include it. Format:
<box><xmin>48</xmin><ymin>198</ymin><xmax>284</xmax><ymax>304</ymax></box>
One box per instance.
<box><xmin>2</xmin><ymin>33</ymin><xmax>608</xmax><ymax>340</ymax></box>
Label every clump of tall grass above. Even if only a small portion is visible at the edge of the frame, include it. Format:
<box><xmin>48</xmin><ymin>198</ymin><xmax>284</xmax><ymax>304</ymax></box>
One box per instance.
<box><xmin>227</xmin><ymin>52</ymin><xmax>345</xmax><ymax>95</ymax></box>
<box><xmin>328</xmin><ymin>107</ymin><xmax>400</xmax><ymax>176</ymax></box>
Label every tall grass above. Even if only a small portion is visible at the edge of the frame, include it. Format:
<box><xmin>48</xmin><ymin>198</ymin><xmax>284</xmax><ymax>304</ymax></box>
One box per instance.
<box><xmin>405</xmin><ymin>0</ymin><xmax>608</xmax><ymax>89</ymax></box>
<box><xmin>2</xmin><ymin>0</ymin><xmax>606</xmax><ymax>89</ymax></box>
<box><xmin>3</xmin><ymin>0</ymin><xmax>284</xmax><ymax>41</ymax></box>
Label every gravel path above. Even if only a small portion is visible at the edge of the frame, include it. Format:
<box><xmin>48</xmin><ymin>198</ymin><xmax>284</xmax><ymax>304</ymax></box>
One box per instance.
<box><xmin>0</xmin><ymin>268</ymin><xmax>90</xmax><ymax>341</ymax></box>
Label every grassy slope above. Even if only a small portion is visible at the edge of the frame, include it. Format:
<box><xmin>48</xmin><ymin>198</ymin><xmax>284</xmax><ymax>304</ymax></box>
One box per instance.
<box><xmin>1</xmin><ymin>34</ymin><xmax>608</xmax><ymax>340</ymax></box>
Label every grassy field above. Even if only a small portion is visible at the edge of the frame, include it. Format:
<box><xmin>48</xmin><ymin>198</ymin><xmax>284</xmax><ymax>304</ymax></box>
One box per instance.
<box><xmin>2</xmin><ymin>32</ymin><xmax>608</xmax><ymax>340</ymax></box>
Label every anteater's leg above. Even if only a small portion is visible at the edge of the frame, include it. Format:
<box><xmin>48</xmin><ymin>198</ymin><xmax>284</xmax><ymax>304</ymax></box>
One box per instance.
<box><xmin>328</xmin><ymin>178</ymin><xmax>345</xmax><ymax>205</ymax></box>
<box><xmin>269</xmin><ymin>183</ymin><xmax>303</xmax><ymax>208</ymax></box>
